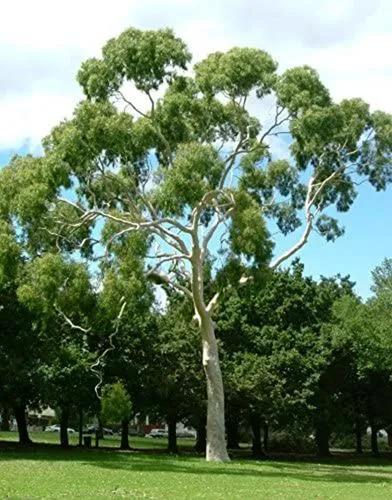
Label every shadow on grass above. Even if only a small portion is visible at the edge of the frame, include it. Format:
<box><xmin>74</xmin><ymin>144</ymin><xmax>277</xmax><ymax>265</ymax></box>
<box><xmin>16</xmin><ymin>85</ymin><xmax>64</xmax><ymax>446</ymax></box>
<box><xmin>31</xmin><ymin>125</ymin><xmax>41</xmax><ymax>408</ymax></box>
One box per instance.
<box><xmin>1</xmin><ymin>442</ymin><xmax>392</xmax><ymax>485</ymax></box>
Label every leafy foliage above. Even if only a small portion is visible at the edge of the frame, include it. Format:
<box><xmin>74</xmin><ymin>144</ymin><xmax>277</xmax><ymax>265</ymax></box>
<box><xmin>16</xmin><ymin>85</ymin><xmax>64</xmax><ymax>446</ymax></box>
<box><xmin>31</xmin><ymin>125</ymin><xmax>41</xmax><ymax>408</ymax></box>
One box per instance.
<box><xmin>101</xmin><ymin>382</ymin><xmax>133</xmax><ymax>424</ymax></box>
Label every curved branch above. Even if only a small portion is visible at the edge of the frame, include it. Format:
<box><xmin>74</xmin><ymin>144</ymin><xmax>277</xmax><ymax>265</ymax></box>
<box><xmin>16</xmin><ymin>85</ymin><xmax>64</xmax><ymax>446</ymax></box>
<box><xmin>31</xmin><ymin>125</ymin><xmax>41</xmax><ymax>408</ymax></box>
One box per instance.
<box><xmin>147</xmin><ymin>269</ymin><xmax>192</xmax><ymax>299</ymax></box>
<box><xmin>270</xmin><ymin>175</ymin><xmax>315</xmax><ymax>269</ymax></box>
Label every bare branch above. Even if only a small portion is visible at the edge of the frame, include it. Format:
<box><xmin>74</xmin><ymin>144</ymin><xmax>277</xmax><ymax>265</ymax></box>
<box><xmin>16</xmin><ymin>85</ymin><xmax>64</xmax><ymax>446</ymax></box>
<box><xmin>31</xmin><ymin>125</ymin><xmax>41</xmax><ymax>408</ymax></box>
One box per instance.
<box><xmin>260</xmin><ymin>105</ymin><xmax>292</xmax><ymax>144</ymax></box>
<box><xmin>148</xmin><ymin>254</ymin><xmax>190</xmax><ymax>271</ymax></box>
<box><xmin>270</xmin><ymin>175</ymin><xmax>315</xmax><ymax>269</ymax></box>
<box><xmin>202</xmin><ymin>206</ymin><xmax>235</xmax><ymax>258</ymax></box>
<box><xmin>147</xmin><ymin>269</ymin><xmax>192</xmax><ymax>299</ymax></box>
<box><xmin>116</xmin><ymin>90</ymin><xmax>148</xmax><ymax>118</ymax></box>
<box><xmin>54</xmin><ymin>304</ymin><xmax>91</xmax><ymax>333</ymax></box>
<box><xmin>206</xmin><ymin>292</ymin><xmax>220</xmax><ymax>313</ymax></box>
<box><xmin>309</xmin><ymin>169</ymin><xmax>341</xmax><ymax>207</ymax></box>
<box><xmin>146</xmin><ymin>90</ymin><xmax>155</xmax><ymax>114</ymax></box>
<box><xmin>57</xmin><ymin>197</ymin><xmax>87</xmax><ymax>214</ymax></box>
<box><xmin>191</xmin><ymin>189</ymin><xmax>233</xmax><ymax>230</ymax></box>
<box><xmin>219</xmin><ymin>133</ymin><xmax>246</xmax><ymax>188</ymax></box>
<box><xmin>91</xmin><ymin>298</ymin><xmax>127</xmax><ymax>399</ymax></box>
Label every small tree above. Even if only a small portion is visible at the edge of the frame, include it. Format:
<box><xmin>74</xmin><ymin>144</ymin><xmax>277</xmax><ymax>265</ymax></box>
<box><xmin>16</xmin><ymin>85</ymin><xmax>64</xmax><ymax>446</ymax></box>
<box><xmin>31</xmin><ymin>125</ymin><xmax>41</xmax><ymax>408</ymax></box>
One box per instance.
<box><xmin>1</xmin><ymin>27</ymin><xmax>391</xmax><ymax>461</ymax></box>
<box><xmin>101</xmin><ymin>382</ymin><xmax>132</xmax><ymax>449</ymax></box>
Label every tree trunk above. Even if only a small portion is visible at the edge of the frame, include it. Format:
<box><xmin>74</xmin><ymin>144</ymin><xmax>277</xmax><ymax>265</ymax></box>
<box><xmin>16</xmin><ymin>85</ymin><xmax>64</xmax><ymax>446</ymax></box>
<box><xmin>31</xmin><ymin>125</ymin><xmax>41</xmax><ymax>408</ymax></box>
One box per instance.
<box><xmin>315</xmin><ymin>423</ymin><xmax>330</xmax><ymax>457</ymax></box>
<box><xmin>1</xmin><ymin>407</ymin><xmax>11</xmax><ymax>431</ymax></box>
<box><xmin>355</xmin><ymin>419</ymin><xmax>363</xmax><ymax>454</ymax></box>
<box><xmin>60</xmin><ymin>407</ymin><xmax>69</xmax><ymax>448</ymax></box>
<box><xmin>97</xmin><ymin>417</ymin><xmax>104</xmax><ymax>439</ymax></box>
<box><xmin>201</xmin><ymin>319</ymin><xmax>230</xmax><ymax>462</ymax></box>
<box><xmin>250</xmin><ymin>414</ymin><xmax>264</xmax><ymax>458</ymax></box>
<box><xmin>120</xmin><ymin>419</ymin><xmax>130</xmax><ymax>450</ymax></box>
<box><xmin>263</xmin><ymin>423</ymin><xmax>269</xmax><ymax>452</ymax></box>
<box><xmin>195</xmin><ymin>414</ymin><xmax>206</xmax><ymax>455</ymax></box>
<box><xmin>388</xmin><ymin>430</ymin><xmax>392</xmax><ymax>449</ymax></box>
<box><xmin>167</xmin><ymin>413</ymin><xmax>178</xmax><ymax>453</ymax></box>
<box><xmin>226</xmin><ymin>415</ymin><xmax>240</xmax><ymax>449</ymax></box>
<box><xmin>370</xmin><ymin>423</ymin><xmax>379</xmax><ymax>457</ymax></box>
<box><xmin>78</xmin><ymin>408</ymin><xmax>83</xmax><ymax>447</ymax></box>
<box><xmin>192</xmin><ymin>247</ymin><xmax>229</xmax><ymax>462</ymax></box>
<box><xmin>14</xmin><ymin>404</ymin><xmax>32</xmax><ymax>445</ymax></box>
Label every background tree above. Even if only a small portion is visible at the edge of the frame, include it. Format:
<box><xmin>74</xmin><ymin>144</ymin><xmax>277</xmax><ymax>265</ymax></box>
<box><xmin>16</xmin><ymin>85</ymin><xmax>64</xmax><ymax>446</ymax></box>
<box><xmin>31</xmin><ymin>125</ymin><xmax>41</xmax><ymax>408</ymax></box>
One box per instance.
<box><xmin>371</xmin><ymin>258</ymin><xmax>392</xmax><ymax>296</ymax></box>
<box><xmin>97</xmin><ymin>231</ymin><xmax>154</xmax><ymax>449</ymax></box>
<box><xmin>327</xmin><ymin>260</ymin><xmax>392</xmax><ymax>457</ymax></box>
<box><xmin>0</xmin><ymin>220</ymin><xmax>42</xmax><ymax>444</ymax></box>
<box><xmin>17</xmin><ymin>254</ymin><xmax>96</xmax><ymax>447</ymax></box>
<box><xmin>147</xmin><ymin>295</ymin><xmax>203</xmax><ymax>453</ymax></box>
<box><xmin>101</xmin><ymin>382</ymin><xmax>133</xmax><ymax>450</ymax></box>
<box><xmin>217</xmin><ymin>260</ymin><xmax>356</xmax><ymax>456</ymax></box>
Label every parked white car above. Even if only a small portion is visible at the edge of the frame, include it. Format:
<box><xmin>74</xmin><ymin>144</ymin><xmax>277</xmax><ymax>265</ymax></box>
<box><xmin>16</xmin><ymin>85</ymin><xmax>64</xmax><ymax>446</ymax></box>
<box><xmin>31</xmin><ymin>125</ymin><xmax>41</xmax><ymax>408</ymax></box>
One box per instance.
<box><xmin>146</xmin><ymin>427</ymin><xmax>196</xmax><ymax>438</ymax></box>
<box><xmin>177</xmin><ymin>428</ymin><xmax>196</xmax><ymax>438</ymax></box>
<box><xmin>44</xmin><ymin>425</ymin><xmax>75</xmax><ymax>433</ymax></box>
<box><xmin>146</xmin><ymin>428</ymin><xmax>168</xmax><ymax>438</ymax></box>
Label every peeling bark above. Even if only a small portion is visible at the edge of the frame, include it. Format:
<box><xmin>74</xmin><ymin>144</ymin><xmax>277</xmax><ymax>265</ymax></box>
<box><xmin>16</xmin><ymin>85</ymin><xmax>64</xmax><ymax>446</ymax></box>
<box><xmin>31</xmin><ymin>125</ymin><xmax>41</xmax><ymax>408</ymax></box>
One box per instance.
<box><xmin>192</xmin><ymin>246</ymin><xmax>229</xmax><ymax>462</ymax></box>
<box><xmin>201</xmin><ymin>319</ymin><xmax>230</xmax><ymax>462</ymax></box>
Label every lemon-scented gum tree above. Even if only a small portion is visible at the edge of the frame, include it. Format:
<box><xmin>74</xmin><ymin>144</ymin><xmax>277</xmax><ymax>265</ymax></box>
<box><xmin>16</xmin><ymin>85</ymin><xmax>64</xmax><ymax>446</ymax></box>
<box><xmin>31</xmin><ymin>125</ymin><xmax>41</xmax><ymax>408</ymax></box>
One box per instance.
<box><xmin>2</xmin><ymin>28</ymin><xmax>391</xmax><ymax>461</ymax></box>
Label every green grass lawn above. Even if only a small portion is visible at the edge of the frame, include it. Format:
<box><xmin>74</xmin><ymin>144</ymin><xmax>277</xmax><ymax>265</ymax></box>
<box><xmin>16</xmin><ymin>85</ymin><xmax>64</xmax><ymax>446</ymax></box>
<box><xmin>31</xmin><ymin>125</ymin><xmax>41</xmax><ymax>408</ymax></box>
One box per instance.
<box><xmin>0</xmin><ymin>430</ymin><xmax>193</xmax><ymax>450</ymax></box>
<box><xmin>1</xmin><ymin>432</ymin><xmax>392</xmax><ymax>499</ymax></box>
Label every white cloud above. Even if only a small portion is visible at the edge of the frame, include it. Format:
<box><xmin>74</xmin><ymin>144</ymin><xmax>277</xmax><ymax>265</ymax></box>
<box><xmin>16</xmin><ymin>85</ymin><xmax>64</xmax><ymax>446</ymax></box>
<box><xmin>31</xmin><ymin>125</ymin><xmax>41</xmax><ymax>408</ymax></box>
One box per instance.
<box><xmin>0</xmin><ymin>0</ymin><xmax>391</xmax><ymax>151</ymax></box>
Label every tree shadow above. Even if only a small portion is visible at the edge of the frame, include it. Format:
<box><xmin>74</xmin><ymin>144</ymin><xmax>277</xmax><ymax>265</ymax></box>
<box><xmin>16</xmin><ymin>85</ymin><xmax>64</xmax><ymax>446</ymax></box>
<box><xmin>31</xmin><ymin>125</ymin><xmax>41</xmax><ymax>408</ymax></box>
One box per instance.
<box><xmin>78</xmin><ymin>456</ymin><xmax>392</xmax><ymax>484</ymax></box>
<box><xmin>2</xmin><ymin>442</ymin><xmax>392</xmax><ymax>486</ymax></box>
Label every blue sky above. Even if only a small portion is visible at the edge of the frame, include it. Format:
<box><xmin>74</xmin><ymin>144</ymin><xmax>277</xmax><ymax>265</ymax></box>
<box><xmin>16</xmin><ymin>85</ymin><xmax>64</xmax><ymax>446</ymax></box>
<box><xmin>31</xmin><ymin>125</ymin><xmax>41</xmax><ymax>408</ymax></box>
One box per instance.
<box><xmin>0</xmin><ymin>0</ymin><xmax>391</xmax><ymax>298</ymax></box>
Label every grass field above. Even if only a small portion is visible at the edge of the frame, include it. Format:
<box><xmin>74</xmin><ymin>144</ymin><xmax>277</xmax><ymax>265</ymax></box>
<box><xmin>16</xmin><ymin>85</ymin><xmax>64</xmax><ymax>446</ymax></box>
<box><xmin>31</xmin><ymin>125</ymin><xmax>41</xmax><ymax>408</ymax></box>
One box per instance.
<box><xmin>1</xmin><ymin>432</ymin><xmax>392</xmax><ymax>499</ymax></box>
<box><xmin>0</xmin><ymin>430</ymin><xmax>192</xmax><ymax>450</ymax></box>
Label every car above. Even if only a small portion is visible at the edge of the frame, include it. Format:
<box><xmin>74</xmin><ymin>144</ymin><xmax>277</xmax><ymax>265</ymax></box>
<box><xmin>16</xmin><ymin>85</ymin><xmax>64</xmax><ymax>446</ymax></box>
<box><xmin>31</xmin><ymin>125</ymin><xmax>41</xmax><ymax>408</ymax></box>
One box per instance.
<box><xmin>146</xmin><ymin>428</ymin><xmax>168</xmax><ymax>438</ymax></box>
<box><xmin>176</xmin><ymin>429</ymin><xmax>196</xmax><ymax>439</ymax></box>
<box><xmin>85</xmin><ymin>426</ymin><xmax>114</xmax><ymax>436</ymax></box>
<box><xmin>44</xmin><ymin>425</ymin><xmax>75</xmax><ymax>433</ymax></box>
<box><xmin>44</xmin><ymin>424</ymin><xmax>60</xmax><ymax>432</ymax></box>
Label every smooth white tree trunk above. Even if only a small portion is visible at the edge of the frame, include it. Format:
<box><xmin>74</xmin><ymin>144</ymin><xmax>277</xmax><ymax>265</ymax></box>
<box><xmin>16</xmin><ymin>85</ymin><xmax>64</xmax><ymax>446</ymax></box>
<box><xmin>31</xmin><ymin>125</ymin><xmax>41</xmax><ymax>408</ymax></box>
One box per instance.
<box><xmin>200</xmin><ymin>316</ymin><xmax>230</xmax><ymax>462</ymax></box>
<box><xmin>192</xmin><ymin>246</ymin><xmax>229</xmax><ymax>462</ymax></box>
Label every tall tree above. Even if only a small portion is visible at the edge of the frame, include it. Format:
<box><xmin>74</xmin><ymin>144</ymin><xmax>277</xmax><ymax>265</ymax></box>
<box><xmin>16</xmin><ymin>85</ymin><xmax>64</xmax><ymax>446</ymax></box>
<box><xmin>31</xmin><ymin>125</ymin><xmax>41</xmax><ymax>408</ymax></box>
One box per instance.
<box><xmin>1</xmin><ymin>28</ymin><xmax>391</xmax><ymax>461</ymax></box>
